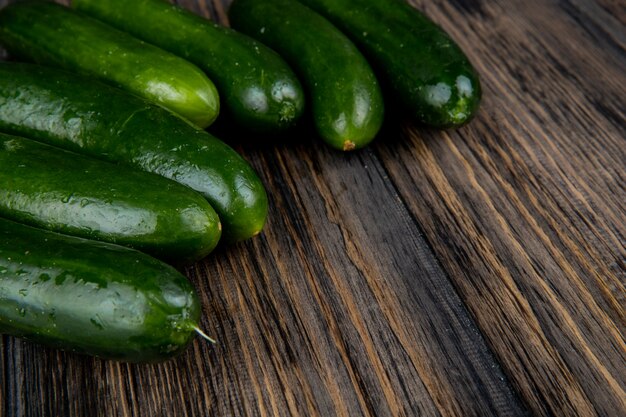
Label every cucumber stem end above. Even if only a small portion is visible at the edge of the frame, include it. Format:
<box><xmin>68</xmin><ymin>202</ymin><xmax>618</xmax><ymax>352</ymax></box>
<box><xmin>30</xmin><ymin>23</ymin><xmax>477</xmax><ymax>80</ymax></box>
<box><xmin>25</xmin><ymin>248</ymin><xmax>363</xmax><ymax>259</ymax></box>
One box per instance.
<box><xmin>194</xmin><ymin>327</ymin><xmax>217</xmax><ymax>344</ymax></box>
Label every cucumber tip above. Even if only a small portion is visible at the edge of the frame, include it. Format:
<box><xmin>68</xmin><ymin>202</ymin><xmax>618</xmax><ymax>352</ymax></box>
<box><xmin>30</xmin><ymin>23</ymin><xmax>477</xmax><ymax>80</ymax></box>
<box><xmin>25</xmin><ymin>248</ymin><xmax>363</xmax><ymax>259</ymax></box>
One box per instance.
<box><xmin>342</xmin><ymin>140</ymin><xmax>356</xmax><ymax>151</ymax></box>
<box><xmin>194</xmin><ymin>327</ymin><xmax>217</xmax><ymax>344</ymax></box>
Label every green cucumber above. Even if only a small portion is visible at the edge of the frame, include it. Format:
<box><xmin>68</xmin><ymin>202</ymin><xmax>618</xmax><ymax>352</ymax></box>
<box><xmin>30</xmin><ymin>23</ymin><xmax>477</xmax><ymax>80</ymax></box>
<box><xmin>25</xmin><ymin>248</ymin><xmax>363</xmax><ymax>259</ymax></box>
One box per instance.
<box><xmin>297</xmin><ymin>0</ymin><xmax>482</xmax><ymax>127</ymax></box>
<box><xmin>0</xmin><ymin>0</ymin><xmax>219</xmax><ymax>128</ymax></box>
<box><xmin>0</xmin><ymin>133</ymin><xmax>220</xmax><ymax>264</ymax></box>
<box><xmin>0</xmin><ymin>218</ymin><xmax>201</xmax><ymax>362</ymax></box>
<box><xmin>0</xmin><ymin>63</ymin><xmax>268</xmax><ymax>243</ymax></box>
<box><xmin>229</xmin><ymin>0</ymin><xmax>384</xmax><ymax>151</ymax></box>
<box><xmin>73</xmin><ymin>0</ymin><xmax>305</xmax><ymax>133</ymax></box>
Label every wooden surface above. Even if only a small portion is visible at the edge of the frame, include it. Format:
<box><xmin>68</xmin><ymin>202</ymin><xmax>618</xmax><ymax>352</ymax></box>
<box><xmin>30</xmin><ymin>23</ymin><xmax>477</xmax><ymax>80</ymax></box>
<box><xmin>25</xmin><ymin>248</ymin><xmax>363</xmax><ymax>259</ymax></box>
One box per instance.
<box><xmin>1</xmin><ymin>0</ymin><xmax>624</xmax><ymax>416</ymax></box>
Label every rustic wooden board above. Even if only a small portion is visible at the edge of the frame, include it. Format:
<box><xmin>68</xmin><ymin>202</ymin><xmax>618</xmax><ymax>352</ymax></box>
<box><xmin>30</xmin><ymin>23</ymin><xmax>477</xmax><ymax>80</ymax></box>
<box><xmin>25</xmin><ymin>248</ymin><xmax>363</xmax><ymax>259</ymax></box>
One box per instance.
<box><xmin>373</xmin><ymin>0</ymin><xmax>626</xmax><ymax>416</ymax></box>
<box><xmin>0</xmin><ymin>0</ymin><xmax>624</xmax><ymax>416</ymax></box>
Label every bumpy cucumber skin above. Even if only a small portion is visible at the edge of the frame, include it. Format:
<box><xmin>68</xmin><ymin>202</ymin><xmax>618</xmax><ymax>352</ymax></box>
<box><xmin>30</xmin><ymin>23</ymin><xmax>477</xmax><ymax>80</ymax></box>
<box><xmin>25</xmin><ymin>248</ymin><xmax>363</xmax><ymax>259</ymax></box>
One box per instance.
<box><xmin>229</xmin><ymin>0</ymin><xmax>384</xmax><ymax>151</ymax></box>
<box><xmin>0</xmin><ymin>218</ymin><xmax>200</xmax><ymax>362</ymax></box>
<box><xmin>0</xmin><ymin>0</ymin><xmax>219</xmax><ymax>128</ymax></box>
<box><xmin>0</xmin><ymin>63</ymin><xmax>268</xmax><ymax>243</ymax></box>
<box><xmin>73</xmin><ymin>0</ymin><xmax>305</xmax><ymax>134</ymax></box>
<box><xmin>297</xmin><ymin>0</ymin><xmax>481</xmax><ymax>127</ymax></box>
<box><xmin>0</xmin><ymin>133</ymin><xmax>221</xmax><ymax>264</ymax></box>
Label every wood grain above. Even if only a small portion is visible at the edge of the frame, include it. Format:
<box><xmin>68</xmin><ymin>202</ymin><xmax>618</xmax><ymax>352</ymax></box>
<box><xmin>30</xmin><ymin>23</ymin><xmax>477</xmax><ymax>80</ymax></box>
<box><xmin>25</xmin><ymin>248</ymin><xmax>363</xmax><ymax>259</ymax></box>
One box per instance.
<box><xmin>375</xmin><ymin>0</ymin><xmax>625</xmax><ymax>416</ymax></box>
<box><xmin>0</xmin><ymin>0</ymin><xmax>624</xmax><ymax>416</ymax></box>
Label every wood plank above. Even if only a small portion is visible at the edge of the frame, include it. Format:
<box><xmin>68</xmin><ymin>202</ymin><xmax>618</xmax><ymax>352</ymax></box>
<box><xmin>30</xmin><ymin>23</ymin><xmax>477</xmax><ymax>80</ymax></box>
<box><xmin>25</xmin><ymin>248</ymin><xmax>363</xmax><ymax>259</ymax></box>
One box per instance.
<box><xmin>374</xmin><ymin>0</ymin><xmax>625</xmax><ymax>416</ymax></box>
<box><xmin>1</xmin><ymin>0</ymin><xmax>624</xmax><ymax>415</ymax></box>
<box><xmin>1</xmin><ymin>337</ymin><xmax>5</xmax><ymax>417</ymax></box>
<box><xmin>0</xmin><ymin>1</ymin><xmax>529</xmax><ymax>416</ymax></box>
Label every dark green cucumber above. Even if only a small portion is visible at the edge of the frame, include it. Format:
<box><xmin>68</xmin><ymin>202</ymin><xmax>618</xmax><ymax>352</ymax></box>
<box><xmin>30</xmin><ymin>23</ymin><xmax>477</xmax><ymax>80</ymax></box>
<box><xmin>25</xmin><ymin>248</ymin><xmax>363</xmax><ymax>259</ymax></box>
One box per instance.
<box><xmin>0</xmin><ymin>218</ymin><xmax>201</xmax><ymax>362</ymax></box>
<box><xmin>0</xmin><ymin>0</ymin><xmax>219</xmax><ymax>128</ymax></box>
<box><xmin>297</xmin><ymin>0</ymin><xmax>482</xmax><ymax>127</ymax></box>
<box><xmin>229</xmin><ymin>0</ymin><xmax>384</xmax><ymax>151</ymax></box>
<box><xmin>0</xmin><ymin>63</ymin><xmax>268</xmax><ymax>243</ymax></box>
<box><xmin>73</xmin><ymin>0</ymin><xmax>305</xmax><ymax>133</ymax></box>
<box><xmin>0</xmin><ymin>133</ymin><xmax>220</xmax><ymax>264</ymax></box>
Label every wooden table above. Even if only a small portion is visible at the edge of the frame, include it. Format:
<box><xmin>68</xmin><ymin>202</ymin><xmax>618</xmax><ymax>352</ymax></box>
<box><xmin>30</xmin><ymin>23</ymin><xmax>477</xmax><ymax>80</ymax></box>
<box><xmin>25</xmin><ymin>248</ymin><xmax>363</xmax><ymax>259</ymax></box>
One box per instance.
<box><xmin>1</xmin><ymin>0</ymin><xmax>624</xmax><ymax>416</ymax></box>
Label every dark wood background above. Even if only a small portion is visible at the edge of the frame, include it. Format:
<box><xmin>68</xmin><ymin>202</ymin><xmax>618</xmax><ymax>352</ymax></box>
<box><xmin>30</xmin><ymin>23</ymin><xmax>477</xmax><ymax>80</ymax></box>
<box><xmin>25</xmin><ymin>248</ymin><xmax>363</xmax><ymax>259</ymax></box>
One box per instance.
<box><xmin>1</xmin><ymin>0</ymin><xmax>624</xmax><ymax>416</ymax></box>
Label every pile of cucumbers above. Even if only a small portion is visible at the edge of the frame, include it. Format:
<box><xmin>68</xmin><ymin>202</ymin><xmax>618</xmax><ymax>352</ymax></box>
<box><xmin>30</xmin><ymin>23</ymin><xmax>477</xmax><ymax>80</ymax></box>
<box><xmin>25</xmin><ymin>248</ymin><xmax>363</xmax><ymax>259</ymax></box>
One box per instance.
<box><xmin>0</xmin><ymin>0</ymin><xmax>481</xmax><ymax>362</ymax></box>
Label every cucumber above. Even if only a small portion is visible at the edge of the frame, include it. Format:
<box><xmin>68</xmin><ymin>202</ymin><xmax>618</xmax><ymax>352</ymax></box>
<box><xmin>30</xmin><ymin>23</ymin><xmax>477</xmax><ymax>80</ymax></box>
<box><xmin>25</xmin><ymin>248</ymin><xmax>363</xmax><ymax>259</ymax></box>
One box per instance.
<box><xmin>0</xmin><ymin>218</ymin><xmax>201</xmax><ymax>362</ymax></box>
<box><xmin>0</xmin><ymin>0</ymin><xmax>219</xmax><ymax>128</ymax></box>
<box><xmin>73</xmin><ymin>0</ymin><xmax>305</xmax><ymax>134</ymax></box>
<box><xmin>0</xmin><ymin>63</ymin><xmax>268</xmax><ymax>243</ymax></box>
<box><xmin>229</xmin><ymin>0</ymin><xmax>384</xmax><ymax>151</ymax></box>
<box><xmin>297</xmin><ymin>0</ymin><xmax>482</xmax><ymax>127</ymax></box>
<box><xmin>0</xmin><ymin>133</ymin><xmax>221</xmax><ymax>264</ymax></box>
